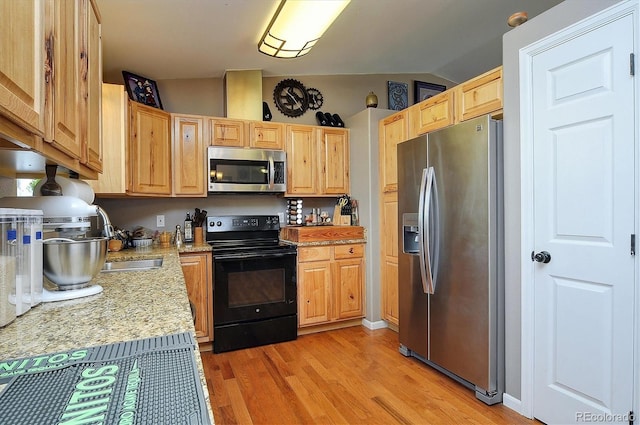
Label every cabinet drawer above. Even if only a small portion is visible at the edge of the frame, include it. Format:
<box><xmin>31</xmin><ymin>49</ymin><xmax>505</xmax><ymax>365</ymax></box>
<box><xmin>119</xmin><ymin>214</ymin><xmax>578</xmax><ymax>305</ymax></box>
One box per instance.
<box><xmin>298</xmin><ymin>246</ymin><xmax>331</xmax><ymax>262</ymax></box>
<box><xmin>334</xmin><ymin>244</ymin><xmax>364</xmax><ymax>259</ymax></box>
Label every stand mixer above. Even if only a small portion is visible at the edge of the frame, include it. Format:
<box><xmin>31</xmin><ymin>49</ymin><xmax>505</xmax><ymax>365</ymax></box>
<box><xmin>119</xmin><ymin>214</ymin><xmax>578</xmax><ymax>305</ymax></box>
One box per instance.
<box><xmin>0</xmin><ymin>177</ymin><xmax>114</xmax><ymax>302</ymax></box>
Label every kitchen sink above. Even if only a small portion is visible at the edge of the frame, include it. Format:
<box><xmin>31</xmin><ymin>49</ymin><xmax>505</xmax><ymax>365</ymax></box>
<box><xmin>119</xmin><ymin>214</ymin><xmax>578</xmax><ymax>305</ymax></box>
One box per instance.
<box><xmin>101</xmin><ymin>258</ymin><xmax>163</xmax><ymax>273</ymax></box>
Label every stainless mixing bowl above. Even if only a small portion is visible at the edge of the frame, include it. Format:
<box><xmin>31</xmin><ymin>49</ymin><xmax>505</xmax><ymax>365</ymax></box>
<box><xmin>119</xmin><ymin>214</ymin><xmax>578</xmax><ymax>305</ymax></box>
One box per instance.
<box><xmin>43</xmin><ymin>237</ymin><xmax>108</xmax><ymax>290</ymax></box>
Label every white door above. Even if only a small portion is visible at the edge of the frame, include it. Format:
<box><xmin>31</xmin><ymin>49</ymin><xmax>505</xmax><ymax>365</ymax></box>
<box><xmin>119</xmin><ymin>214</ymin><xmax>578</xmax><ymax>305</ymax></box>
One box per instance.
<box><xmin>532</xmin><ymin>12</ymin><xmax>635</xmax><ymax>425</ymax></box>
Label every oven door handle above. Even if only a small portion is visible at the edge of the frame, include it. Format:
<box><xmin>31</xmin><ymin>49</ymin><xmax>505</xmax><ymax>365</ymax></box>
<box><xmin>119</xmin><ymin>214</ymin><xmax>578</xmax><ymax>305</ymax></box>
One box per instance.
<box><xmin>268</xmin><ymin>156</ymin><xmax>275</xmax><ymax>190</ymax></box>
<box><xmin>214</xmin><ymin>251</ymin><xmax>297</xmax><ymax>261</ymax></box>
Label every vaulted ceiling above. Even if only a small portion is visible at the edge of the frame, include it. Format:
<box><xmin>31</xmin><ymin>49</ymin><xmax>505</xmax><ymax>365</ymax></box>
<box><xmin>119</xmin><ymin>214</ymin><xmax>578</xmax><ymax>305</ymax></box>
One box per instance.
<box><xmin>97</xmin><ymin>0</ymin><xmax>564</xmax><ymax>84</ymax></box>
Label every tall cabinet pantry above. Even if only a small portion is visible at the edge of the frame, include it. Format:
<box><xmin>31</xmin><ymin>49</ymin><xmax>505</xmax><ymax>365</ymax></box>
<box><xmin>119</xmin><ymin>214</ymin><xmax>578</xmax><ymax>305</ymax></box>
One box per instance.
<box><xmin>347</xmin><ymin>108</ymin><xmax>394</xmax><ymax>327</ymax></box>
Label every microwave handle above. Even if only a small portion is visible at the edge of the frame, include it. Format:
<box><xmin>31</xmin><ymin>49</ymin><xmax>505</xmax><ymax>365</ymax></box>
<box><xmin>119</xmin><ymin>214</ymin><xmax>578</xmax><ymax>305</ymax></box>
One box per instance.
<box><xmin>268</xmin><ymin>156</ymin><xmax>275</xmax><ymax>189</ymax></box>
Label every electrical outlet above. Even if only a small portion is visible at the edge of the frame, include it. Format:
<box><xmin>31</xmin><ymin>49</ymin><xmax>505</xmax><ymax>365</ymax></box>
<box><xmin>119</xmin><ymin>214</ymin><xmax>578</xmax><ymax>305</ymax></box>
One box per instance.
<box><xmin>278</xmin><ymin>212</ymin><xmax>285</xmax><ymax>223</ymax></box>
<box><xmin>156</xmin><ymin>215</ymin><xmax>165</xmax><ymax>227</ymax></box>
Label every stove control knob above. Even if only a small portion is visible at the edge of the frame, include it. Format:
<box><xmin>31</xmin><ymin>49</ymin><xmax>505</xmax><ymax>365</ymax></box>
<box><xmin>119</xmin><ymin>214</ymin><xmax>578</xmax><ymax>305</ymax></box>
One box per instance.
<box><xmin>216</xmin><ymin>221</ymin><xmax>222</xmax><ymax>227</ymax></box>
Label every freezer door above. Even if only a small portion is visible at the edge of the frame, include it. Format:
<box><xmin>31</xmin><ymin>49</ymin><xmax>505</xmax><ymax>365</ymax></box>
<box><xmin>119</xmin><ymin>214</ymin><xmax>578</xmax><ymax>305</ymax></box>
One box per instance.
<box><xmin>427</xmin><ymin>116</ymin><xmax>500</xmax><ymax>392</ymax></box>
<box><xmin>397</xmin><ymin>136</ymin><xmax>428</xmax><ymax>359</ymax></box>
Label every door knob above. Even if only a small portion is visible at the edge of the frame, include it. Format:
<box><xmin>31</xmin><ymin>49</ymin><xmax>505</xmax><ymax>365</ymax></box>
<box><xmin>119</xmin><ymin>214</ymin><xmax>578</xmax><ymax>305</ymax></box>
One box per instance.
<box><xmin>531</xmin><ymin>251</ymin><xmax>551</xmax><ymax>263</ymax></box>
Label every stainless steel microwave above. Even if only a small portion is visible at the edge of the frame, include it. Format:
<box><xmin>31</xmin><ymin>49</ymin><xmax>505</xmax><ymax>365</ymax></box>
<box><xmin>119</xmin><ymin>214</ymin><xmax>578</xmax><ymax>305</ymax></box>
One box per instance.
<box><xmin>207</xmin><ymin>147</ymin><xmax>286</xmax><ymax>193</ymax></box>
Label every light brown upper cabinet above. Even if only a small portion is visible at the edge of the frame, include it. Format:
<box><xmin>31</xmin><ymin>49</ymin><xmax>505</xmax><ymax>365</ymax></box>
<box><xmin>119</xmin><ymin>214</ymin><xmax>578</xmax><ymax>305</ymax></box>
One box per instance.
<box><xmin>81</xmin><ymin>0</ymin><xmax>102</xmax><ymax>173</ymax></box>
<box><xmin>208</xmin><ymin>118</ymin><xmax>245</xmax><ymax>147</ymax></box>
<box><xmin>454</xmin><ymin>66</ymin><xmax>503</xmax><ymax>123</ymax></box>
<box><xmin>172</xmin><ymin>113</ymin><xmax>207</xmax><ymax>197</ymax></box>
<box><xmin>286</xmin><ymin>124</ymin><xmax>317</xmax><ymax>195</ymax></box>
<box><xmin>86</xmin><ymin>83</ymin><xmax>126</xmax><ymax>195</ymax></box>
<box><xmin>127</xmin><ymin>100</ymin><xmax>172</xmax><ymax>196</ymax></box>
<box><xmin>408</xmin><ymin>90</ymin><xmax>454</xmax><ymax>139</ymax></box>
<box><xmin>286</xmin><ymin>124</ymin><xmax>349</xmax><ymax>197</ymax></box>
<box><xmin>319</xmin><ymin>127</ymin><xmax>349</xmax><ymax>195</ymax></box>
<box><xmin>0</xmin><ymin>0</ymin><xmax>102</xmax><ymax>179</ymax></box>
<box><xmin>0</xmin><ymin>0</ymin><xmax>46</xmax><ymax>139</ymax></box>
<box><xmin>248</xmin><ymin>121</ymin><xmax>284</xmax><ymax>150</ymax></box>
<box><xmin>378</xmin><ymin>110</ymin><xmax>408</xmax><ymax>193</ymax></box>
<box><xmin>210</xmin><ymin>118</ymin><xmax>285</xmax><ymax>150</ymax></box>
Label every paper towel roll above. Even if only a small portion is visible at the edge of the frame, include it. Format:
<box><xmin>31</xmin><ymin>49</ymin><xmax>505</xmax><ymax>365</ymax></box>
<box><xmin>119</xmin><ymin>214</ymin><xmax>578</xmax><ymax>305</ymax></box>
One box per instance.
<box><xmin>34</xmin><ymin>176</ymin><xmax>95</xmax><ymax>204</ymax></box>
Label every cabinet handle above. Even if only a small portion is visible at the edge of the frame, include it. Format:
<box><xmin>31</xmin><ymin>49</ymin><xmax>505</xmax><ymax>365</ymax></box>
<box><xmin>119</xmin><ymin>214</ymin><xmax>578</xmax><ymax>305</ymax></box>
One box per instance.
<box><xmin>349</xmin><ymin>247</ymin><xmax>354</xmax><ymax>254</ymax></box>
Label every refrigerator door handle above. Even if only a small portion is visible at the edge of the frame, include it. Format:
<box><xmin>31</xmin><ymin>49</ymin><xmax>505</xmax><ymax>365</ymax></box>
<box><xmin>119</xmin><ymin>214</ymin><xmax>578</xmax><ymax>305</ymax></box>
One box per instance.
<box><xmin>429</xmin><ymin>167</ymin><xmax>439</xmax><ymax>293</ymax></box>
<box><xmin>418</xmin><ymin>167</ymin><xmax>436</xmax><ymax>294</ymax></box>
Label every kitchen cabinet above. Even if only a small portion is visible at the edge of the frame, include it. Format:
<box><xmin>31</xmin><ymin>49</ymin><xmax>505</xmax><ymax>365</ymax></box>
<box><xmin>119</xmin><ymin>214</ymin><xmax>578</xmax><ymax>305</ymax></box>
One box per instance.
<box><xmin>297</xmin><ymin>243</ymin><xmax>365</xmax><ymax>329</ymax></box>
<box><xmin>454</xmin><ymin>66</ymin><xmax>503</xmax><ymax>123</ymax></box>
<box><xmin>172</xmin><ymin>113</ymin><xmax>207</xmax><ymax>197</ymax></box>
<box><xmin>208</xmin><ymin>117</ymin><xmax>245</xmax><ymax>147</ymax></box>
<box><xmin>86</xmin><ymin>83</ymin><xmax>126</xmax><ymax>195</ymax></box>
<box><xmin>380</xmin><ymin>191</ymin><xmax>399</xmax><ymax>327</ymax></box>
<box><xmin>248</xmin><ymin>121</ymin><xmax>284</xmax><ymax>149</ymax></box>
<box><xmin>44</xmin><ymin>0</ymin><xmax>82</xmax><ymax>161</ymax></box>
<box><xmin>319</xmin><ymin>127</ymin><xmax>350</xmax><ymax>195</ymax></box>
<box><xmin>0</xmin><ymin>0</ymin><xmax>46</xmax><ymax>139</ymax></box>
<box><xmin>408</xmin><ymin>90</ymin><xmax>454</xmax><ymax>138</ymax></box>
<box><xmin>81</xmin><ymin>0</ymin><xmax>102</xmax><ymax>173</ymax></box>
<box><xmin>286</xmin><ymin>124</ymin><xmax>350</xmax><ymax>196</ymax></box>
<box><xmin>209</xmin><ymin>118</ymin><xmax>285</xmax><ymax>150</ymax></box>
<box><xmin>127</xmin><ymin>100</ymin><xmax>172</xmax><ymax>196</ymax></box>
<box><xmin>179</xmin><ymin>252</ymin><xmax>213</xmax><ymax>345</ymax></box>
<box><xmin>286</xmin><ymin>124</ymin><xmax>317</xmax><ymax>195</ymax></box>
<box><xmin>0</xmin><ymin>0</ymin><xmax>102</xmax><ymax>179</ymax></box>
<box><xmin>378</xmin><ymin>110</ymin><xmax>407</xmax><ymax>193</ymax></box>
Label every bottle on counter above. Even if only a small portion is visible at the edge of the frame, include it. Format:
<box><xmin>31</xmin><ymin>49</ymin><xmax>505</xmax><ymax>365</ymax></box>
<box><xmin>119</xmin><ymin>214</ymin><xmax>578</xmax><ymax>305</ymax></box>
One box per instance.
<box><xmin>184</xmin><ymin>212</ymin><xmax>193</xmax><ymax>243</ymax></box>
<box><xmin>175</xmin><ymin>225</ymin><xmax>184</xmax><ymax>248</ymax></box>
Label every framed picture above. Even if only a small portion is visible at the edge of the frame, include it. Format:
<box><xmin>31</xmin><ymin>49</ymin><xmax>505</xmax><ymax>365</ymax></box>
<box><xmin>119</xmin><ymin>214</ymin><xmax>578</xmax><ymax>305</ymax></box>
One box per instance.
<box><xmin>387</xmin><ymin>81</ymin><xmax>408</xmax><ymax>111</ymax></box>
<box><xmin>122</xmin><ymin>71</ymin><xmax>164</xmax><ymax>110</ymax></box>
<box><xmin>414</xmin><ymin>81</ymin><xmax>446</xmax><ymax>104</ymax></box>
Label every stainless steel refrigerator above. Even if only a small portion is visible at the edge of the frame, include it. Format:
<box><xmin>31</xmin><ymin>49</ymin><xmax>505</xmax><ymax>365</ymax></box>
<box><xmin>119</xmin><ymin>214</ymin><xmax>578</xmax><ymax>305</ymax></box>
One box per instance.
<box><xmin>397</xmin><ymin>114</ymin><xmax>504</xmax><ymax>405</ymax></box>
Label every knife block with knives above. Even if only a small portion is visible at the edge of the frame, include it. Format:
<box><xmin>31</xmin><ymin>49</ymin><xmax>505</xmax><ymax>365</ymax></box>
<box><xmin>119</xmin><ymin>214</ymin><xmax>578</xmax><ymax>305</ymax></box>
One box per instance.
<box><xmin>334</xmin><ymin>195</ymin><xmax>352</xmax><ymax>226</ymax></box>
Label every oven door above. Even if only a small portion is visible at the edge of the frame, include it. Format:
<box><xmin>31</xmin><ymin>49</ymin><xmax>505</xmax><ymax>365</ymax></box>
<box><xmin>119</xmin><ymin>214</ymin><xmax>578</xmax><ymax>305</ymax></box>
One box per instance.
<box><xmin>213</xmin><ymin>251</ymin><xmax>296</xmax><ymax>325</ymax></box>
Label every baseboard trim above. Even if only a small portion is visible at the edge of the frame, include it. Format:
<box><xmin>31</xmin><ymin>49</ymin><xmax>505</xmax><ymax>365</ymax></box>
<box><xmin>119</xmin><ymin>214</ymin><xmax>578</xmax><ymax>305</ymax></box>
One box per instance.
<box><xmin>362</xmin><ymin>319</ymin><xmax>388</xmax><ymax>330</ymax></box>
<box><xmin>502</xmin><ymin>393</ymin><xmax>522</xmax><ymax>415</ymax></box>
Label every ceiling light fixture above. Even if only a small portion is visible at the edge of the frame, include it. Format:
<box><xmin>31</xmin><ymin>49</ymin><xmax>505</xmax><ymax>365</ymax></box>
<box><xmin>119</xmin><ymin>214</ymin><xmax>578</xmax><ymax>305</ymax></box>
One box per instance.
<box><xmin>258</xmin><ymin>0</ymin><xmax>350</xmax><ymax>58</ymax></box>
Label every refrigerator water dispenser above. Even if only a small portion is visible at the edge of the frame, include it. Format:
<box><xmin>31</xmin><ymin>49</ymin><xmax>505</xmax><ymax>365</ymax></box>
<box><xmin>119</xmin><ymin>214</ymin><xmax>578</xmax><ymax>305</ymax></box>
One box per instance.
<box><xmin>402</xmin><ymin>213</ymin><xmax>419</xmax><ymax>254</ymax></box>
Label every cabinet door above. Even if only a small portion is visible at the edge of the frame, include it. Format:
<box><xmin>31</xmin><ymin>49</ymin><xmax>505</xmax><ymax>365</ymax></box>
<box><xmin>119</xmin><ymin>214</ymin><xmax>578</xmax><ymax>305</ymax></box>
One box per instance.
<box><xmin>382</xmin><ymin>259</ymin><xmax>399</xmax><ymax>326</ymax></box>
<box><xmin>86</xmin><ymin>83</ymin><xmax>126</xmax><ymax>194</ymax></box>
<box><xmin>298</xmin><ymin>260</ymin><xmax>331</xmax><ymax>326</ymax></box>
<box><xmin>379</xmin><ymin>110</ymin><xmax>407</xmax><ymax>193</ymax></box>
<box><xmin>319</xmin><ymin>128</ymin><xmax>349</xmax><ymax>195</ymax></box>
<box><xmin>249</xmin><ymin>121</ymin><xmax>284</xmax><ymax>149</ymax></box>
<box><xmin>333</xmin><ymin>257</ymin><xmax>364</xmax><ymax>320</ymax></box>
<box><xmin>286</xmin><ymin>124</ymin><xmax>317</xmax><ymax>195</ymax></box>
<box><xmin>0</xmin><ymin>0</ymin><xmax>45</xmax><ymax>137</ymax></box>
<box><xmin>81</xmin><ymin>0</ymin><xmax>102</xmax><ymax>172</ymax></box>
<box><xmin>209</xmin><ymin>118</ymin><xmax>245</xmax><ymax>147</ymax></box>
<box><xmin>128</xmin><ymin>101</ymin><xmax>171</xmax><ymax>195</ymax></box>
<box><xmin>173</xmin><ymin>114</ymin><xmax>206</xmax><ymax>197</ymax></box>
<box><xmin>179</xmin><ymin>253</ymin><xmax>213</xmax><ymax>343</ymax></box>
<box><xmin>381</xmin><ymin>191</ymin><xmax>399</xmax><ymax>326</ymax></box>
<box><xmin>45</xmin><ymin>0</ymin><xmax>82</xmax><ymax>160</ymax></box>
<box><xmin>455</xmin><ymin>66</ymin><xmax>503</xmax><ymax>123</ymax></box>
<box><xmin>408</xmin><ymin>90</ymin><xmax>454</xmax><ymax>138</ymax></box>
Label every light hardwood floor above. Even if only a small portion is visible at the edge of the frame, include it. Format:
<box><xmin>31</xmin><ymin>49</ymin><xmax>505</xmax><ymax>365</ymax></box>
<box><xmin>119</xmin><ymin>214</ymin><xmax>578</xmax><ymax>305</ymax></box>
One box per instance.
<box><xmin>201</xmin><ymin>326</ymin><xmax>532</xmax><ymax>425</ymax></box>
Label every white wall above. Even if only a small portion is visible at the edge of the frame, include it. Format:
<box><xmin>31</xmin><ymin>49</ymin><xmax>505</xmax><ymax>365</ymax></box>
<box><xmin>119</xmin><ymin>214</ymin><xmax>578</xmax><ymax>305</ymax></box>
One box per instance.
<box><xmin>502</xmin><ymin>0</ymin><xmax>622</xmax><ymax>403</ymax></box>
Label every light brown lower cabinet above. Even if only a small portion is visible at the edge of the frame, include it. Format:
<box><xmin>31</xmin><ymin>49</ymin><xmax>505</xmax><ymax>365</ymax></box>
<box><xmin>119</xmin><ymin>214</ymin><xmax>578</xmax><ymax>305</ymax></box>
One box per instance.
<box><xmin>179</xmin><ymin>252</ymin><xmax>213</xmax><ymax>345</ymax></box>
<box><xmin>298</xmin><ymin>244</ymin><xmax>365</xmax><ymax>328</ymax></box>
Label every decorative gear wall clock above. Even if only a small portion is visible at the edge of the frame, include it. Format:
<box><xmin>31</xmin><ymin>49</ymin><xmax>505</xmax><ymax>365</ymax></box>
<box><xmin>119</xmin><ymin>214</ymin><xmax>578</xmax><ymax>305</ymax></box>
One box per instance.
<box><xmin>306</xmin><ymin>88</ymin><xmax>323</xmax><ymax>110</ymax></box>
<box><xmin>273</xmin><ymin>79</ymin><xmax>309</xmax><ymax>118</ymax></box>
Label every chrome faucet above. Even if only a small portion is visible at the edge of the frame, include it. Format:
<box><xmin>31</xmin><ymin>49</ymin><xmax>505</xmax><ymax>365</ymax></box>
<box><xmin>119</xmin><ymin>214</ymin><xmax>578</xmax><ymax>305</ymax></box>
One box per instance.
<box><xmin>95</xmin><ymin>205</ymin><xmax>114</xmax><ymax>238</ymax></box>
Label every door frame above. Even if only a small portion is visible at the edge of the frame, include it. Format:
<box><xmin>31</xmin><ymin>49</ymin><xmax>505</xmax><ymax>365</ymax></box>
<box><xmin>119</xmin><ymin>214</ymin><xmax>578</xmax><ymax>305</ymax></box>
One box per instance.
<box><xmin>519</xmin><ymin>1</ymin><xmax>639</xmax><ymax>419</ymax></box>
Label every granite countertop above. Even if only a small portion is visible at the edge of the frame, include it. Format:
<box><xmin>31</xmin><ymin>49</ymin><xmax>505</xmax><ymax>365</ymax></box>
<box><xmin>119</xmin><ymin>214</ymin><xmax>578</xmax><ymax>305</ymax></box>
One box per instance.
<box><xmin>0</xmin><ymin>243</ymin><xmax>214</xmax><ymax>423</ymax></box>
